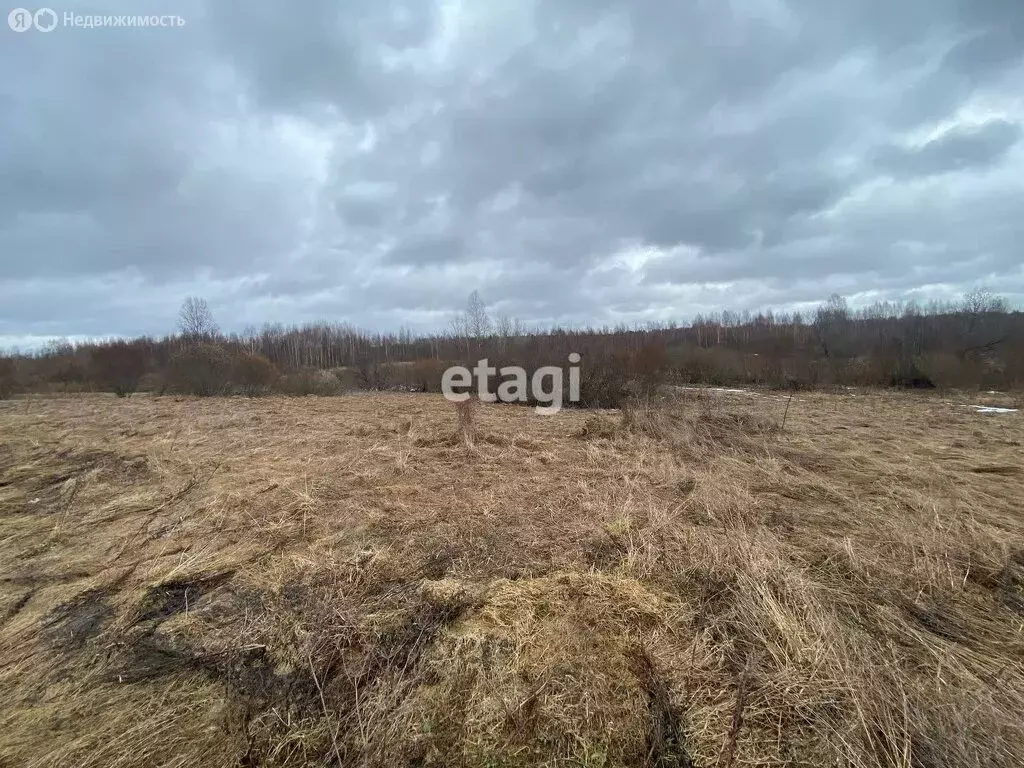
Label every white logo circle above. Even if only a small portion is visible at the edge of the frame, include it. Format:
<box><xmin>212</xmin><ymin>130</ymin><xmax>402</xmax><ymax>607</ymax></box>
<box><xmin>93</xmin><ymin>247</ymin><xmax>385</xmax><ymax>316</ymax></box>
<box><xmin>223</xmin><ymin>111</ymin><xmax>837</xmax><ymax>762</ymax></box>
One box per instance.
<box><xmin>33</xmin><ymin>7</ymin><xmax>56</xmax><ymax>31</ymax></box>
<box><xmin>8</xmin><ymin>7</ymin><xmax>33</xmax><ymax>31</ymax></box>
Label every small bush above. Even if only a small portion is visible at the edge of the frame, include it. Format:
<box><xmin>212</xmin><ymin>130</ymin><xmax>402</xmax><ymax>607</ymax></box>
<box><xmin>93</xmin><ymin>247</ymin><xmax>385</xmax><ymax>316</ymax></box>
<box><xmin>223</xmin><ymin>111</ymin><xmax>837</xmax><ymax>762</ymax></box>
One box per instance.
<box><xmin>234</xmin><ymin>352</ymin><xmax>278</xmax><ymax>397</ymax></box>
<box><xmin>90</xmin><ymin>343</ymin><xmax>148</xmax><ymax>397</ymax></box>
<box><xmin>631</xmin><ymin>341</ymin><xmax>669</xmax><ymax>397</ymax></box>
<box><xmin>166</xmin><ymin>344</ymin><xmax>233</xmax><ymax>397</ymax></box>
<box><xmin>916</xmin><ymin>353</ymin><xmax>977</xmax><ymax>390</ymax></box>
<box><xmin>331</xmin><ymin>367</ymin><xmax>361</xmax><ymax>392</ymax></box>
<box><xmin>577</xmin><ymin>353</ymin><xmax>631</xmax><ymax>408</ymax></box>
<box><xmin>410</xmin><ymin>359</ymin><xmax>449</xmax><ymax>392</ymax></box>
<box><xmin>276</xmin><ymin>368</ymin><xmax>341</xmax><ymax>396</ymax></box>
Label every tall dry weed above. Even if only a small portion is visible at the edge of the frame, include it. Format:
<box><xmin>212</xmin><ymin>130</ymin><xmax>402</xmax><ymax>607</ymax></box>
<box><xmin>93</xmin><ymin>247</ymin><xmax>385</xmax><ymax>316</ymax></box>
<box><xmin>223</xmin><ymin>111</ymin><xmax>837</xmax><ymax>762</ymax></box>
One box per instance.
<box><xmin>454</xmin><ymin>396</ymin><xmax>478</xmax><ymax>447</ymax></box>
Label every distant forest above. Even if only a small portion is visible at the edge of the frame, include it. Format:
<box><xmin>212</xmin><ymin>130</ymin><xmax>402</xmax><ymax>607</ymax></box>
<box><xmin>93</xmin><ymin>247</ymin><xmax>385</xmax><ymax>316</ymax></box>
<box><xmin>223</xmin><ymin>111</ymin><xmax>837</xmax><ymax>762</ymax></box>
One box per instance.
<box><xmin>1</xmin><ymin>289</ymin><xmax>1021</xmax><ymax>405</ymax></box>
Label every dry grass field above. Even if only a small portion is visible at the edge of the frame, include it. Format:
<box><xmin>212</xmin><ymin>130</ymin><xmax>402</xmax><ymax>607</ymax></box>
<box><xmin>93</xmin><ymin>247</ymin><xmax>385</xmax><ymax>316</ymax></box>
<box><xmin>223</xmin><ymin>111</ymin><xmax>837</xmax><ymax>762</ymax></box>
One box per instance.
<box><xmin>0</xmin><ymin>389</ymin><xmax>1022</xmax><ymax>767</ymax></box>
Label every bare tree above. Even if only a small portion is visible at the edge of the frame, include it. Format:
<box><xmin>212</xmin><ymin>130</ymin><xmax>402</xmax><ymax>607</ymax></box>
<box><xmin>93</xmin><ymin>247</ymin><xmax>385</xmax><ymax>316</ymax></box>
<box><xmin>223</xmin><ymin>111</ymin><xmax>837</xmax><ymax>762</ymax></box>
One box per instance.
<box><xmin>813</xmin><ymin>293</ymin><xmax>850</xmax><ymax>363</ymax></box>
<box><xmin>962</xmin><ymin>287</ymin><xmax>1009</xmax><ymax>315</ymax></box>
<box><xmin>177</xmin><ymin>297</ymin><xmax>219</xmax><ymax>341</ymax></box>
<box><xmin>815</xmin><ymin>293</ymin><xmax>849</xmax><ymax>326</ymax></box>
<box><xmin>494</xmin><ymin>312</ymin><xmax>512</xmax><ymax>352</ymax></box>
<box><xmin>448</xmin><ymin>313</ymin><xmax>469</xmax><ymax>339</ymax></box>
<box><xmin>495</xmin><ymin>312</ymin><xmax>512</xmax><ymax>338</ymax></box>
<box><xmin>959</xmin><ymin>287</ymin><xmax>1011</xmax><ymax>361</ymax></box>
<box><xmin>465</xmin><ymin>290</ymin><xmax>492</xmax><ymax>338</ymax></box>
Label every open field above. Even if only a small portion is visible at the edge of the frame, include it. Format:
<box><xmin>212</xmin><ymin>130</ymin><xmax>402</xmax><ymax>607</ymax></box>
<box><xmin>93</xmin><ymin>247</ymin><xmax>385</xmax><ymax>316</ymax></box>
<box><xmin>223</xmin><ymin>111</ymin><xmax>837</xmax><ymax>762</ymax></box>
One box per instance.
<box><xmin>0</xmin><ymin>389</ymin><xmax>1022</xmax><ymax>767</ymax></box>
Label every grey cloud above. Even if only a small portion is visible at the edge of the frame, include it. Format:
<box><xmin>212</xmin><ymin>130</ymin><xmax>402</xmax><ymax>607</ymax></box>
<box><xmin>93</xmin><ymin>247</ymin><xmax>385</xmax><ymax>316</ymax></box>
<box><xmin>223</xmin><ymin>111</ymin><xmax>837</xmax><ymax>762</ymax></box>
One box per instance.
<box><xmin>2</xmin><ymin>0</ymin><xmax>1023</xmax><ymax>343</ymax></box>
<box><xmin>872</xmin><ymin>120</ymin><xmax>1022</xmax><ymax>177</ymax></box>
<box><xmin>0</xmin><ymin>2</ymin><xmax>316</xmax><ymax>284</ymax></box>
<box><xmin>382</xmin><ymin>234</ymin><xmax>467</xmax><ymax>266</ymax></box>
<box><xmin>205</xmin><ymin>0</ymin><xmax>440</xmax><ymax>118</ymax></box>
<box><xmin>335</xmin><ymin>195</ymin><xmax>389</xmax><ymax>229</ymax></box>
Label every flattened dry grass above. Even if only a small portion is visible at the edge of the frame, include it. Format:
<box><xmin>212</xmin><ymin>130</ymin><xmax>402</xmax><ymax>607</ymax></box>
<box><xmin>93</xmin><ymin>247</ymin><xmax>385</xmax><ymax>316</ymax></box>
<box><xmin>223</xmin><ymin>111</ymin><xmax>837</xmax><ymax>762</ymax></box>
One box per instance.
<box><xmin>0</xmin><ymin>389</ymin><xmax>1022</xmax><ymax>767</ymax></box>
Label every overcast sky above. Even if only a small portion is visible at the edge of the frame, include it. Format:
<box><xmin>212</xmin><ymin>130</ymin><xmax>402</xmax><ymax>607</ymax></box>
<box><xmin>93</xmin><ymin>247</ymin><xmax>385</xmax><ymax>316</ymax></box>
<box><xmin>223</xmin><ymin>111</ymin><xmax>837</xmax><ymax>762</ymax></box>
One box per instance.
<box><xmin>2</xmin><ymin>0</ymin><xmax>1023</xmax><ymax>348</ymax></box>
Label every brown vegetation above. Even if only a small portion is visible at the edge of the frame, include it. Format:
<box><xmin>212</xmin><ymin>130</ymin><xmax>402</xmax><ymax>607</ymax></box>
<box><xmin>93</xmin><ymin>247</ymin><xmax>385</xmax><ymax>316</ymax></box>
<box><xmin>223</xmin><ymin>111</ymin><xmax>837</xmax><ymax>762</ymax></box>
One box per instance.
<box><xmin>165</xmin><ymin>343</ymin><xmax>234</xmax><ymax>397</ymax></box>
<box><xmin>234</xmin><ymin>352</ymin><xmax>280</xmax><ymax>397</ymax></box>
<box><xmin>0</xmin><ymin>356</ymin><xmax>18</xmax><ymax>399</ymax></box>
<box><xmin>90</xmin><ymin>341</ymin><xmax>149</xmax><ymax>397</ymax></box>
<box><xmin>6</xmin><ymin>291</ymin><xmax>1023</xmax><ymax>401</ymax></box>
<box><xmin>0</xmin><ymin>390</ymin><xmax>1022</xmax><ymax>767</ymax></box>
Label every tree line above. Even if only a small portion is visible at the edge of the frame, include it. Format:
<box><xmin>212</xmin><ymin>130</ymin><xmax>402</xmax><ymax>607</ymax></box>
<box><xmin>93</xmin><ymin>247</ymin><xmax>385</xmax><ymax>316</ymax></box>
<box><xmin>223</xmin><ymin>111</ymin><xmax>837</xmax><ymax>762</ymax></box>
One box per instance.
<box><xmin>1</xmin><ymin>289</ymin><xmax>1020</xmax><ymax>405</ymax></box>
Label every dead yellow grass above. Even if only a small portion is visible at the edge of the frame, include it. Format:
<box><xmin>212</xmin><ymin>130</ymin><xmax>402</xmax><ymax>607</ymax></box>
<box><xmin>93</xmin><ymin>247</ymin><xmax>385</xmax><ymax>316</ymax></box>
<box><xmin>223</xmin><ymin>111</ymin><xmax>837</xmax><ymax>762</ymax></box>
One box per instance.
<box><xmin>0</xmin><ymin>389</ymin><xmax>1022</xmax><ymax>767</ymax></box>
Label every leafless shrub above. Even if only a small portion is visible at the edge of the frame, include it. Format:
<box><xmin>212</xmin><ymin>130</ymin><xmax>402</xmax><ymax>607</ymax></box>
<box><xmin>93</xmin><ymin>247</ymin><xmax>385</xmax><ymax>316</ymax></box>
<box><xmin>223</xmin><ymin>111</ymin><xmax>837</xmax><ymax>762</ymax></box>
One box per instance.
<box><xmin>410</xmin><ymin>359</ymin><xmax>449</xmax><ymax>393</ymax></box>
<box><xmin>331</xmin><ymin>366</ymin><xmax>361</xmax><ymax>392</ymax></box>
<box><xmin>233</xmin><ymin>351</ymin><xmax>278</xmax><ymax>397</ymax></box>
<box><xmin>276</xmin><ymin>367</ymin><xmax>342</xmax><ymax>396</ymax></box>
<box><xmin>571</xmin><ymin>344</ymin><xmax>672</xmax><ymax>409</ymax></box>
<box><xmin>165</xmin><ymin>343</ymin><xmax>233</xmax><ymax>396</ymax></box>
<box><xmin>576</xmin><ymin>352</ymin><xmax>632</xmax><ymax>408</ymax></box>
<box><xmin>631</xmin><ymin>340</ymin><xmax>670</xmax><ymax>398</ymax></box>
<box><xmin>916</xmin><ymin>352</ymin><xmax>978</xmax><ymax>389</ymax></box>
<box><xmin>90</xmin><ymin>342</ymin><xmax>148</xmax><ymax>397</ymax></box>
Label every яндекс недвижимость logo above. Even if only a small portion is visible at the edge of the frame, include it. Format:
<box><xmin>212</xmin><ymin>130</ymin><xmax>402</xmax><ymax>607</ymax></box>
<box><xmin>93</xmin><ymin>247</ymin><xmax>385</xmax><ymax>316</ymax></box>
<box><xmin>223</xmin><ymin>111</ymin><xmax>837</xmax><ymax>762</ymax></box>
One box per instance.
<box><xmin>8</xmin><ymin>7</ymin><xmax>185</xmax><ymax>31</ymax></box>
<box><xmin>8</xmin><ymin>7</ymin><xmax>56</xmax><ymax>31</ymax></box>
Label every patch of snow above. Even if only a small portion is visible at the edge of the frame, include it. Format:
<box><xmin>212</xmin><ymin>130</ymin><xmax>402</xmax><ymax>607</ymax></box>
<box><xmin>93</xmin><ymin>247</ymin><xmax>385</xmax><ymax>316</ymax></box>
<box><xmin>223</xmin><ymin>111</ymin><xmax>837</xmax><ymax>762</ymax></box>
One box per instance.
<box><xmin>673</xmin><ymin>385</ymin><xmax>790</xmax><ymax>400</ymax></box>
<box><xmin>969</xmin><ymin>405</ymin><xmax>1018</xmax><ymax>414</ymax></box>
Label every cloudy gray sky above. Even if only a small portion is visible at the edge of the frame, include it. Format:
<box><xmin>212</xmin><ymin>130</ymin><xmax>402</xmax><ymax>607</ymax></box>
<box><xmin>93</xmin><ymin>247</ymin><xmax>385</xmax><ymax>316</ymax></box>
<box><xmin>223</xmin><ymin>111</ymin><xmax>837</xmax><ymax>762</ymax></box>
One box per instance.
<box><xmin>2</xmin><ymin>0</ymin><xmax>1023</xmax><ymax>347</ymax></box>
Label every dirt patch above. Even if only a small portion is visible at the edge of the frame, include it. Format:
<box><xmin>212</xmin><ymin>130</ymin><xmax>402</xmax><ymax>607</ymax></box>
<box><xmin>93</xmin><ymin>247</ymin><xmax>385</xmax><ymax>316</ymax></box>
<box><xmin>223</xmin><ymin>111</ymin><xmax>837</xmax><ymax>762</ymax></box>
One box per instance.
<box><xmin>113</xmin><ymin>632</ymin><xmax>316</xmax><ymax>705</ymax></box>
<box><xmin>136</xmin><ymin>571</ymin><xmax>236</xmax><ymax>623</ymax></box>
<box><xmin>45</xmin><ymin>588</ymin><xmax>114</xmax><ymax>649</ymax></box>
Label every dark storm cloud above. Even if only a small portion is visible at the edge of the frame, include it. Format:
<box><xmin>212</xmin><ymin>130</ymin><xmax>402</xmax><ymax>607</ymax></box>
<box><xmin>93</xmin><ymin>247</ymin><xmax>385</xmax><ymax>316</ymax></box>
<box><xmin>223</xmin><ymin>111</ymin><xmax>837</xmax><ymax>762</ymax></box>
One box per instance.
<box><xmin>1</xmin><ymin>0</ymin><xmax>1023</xmax><ymax>347</ymax></box>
